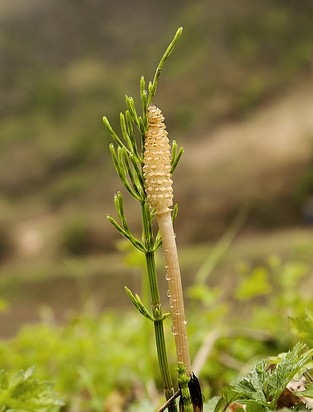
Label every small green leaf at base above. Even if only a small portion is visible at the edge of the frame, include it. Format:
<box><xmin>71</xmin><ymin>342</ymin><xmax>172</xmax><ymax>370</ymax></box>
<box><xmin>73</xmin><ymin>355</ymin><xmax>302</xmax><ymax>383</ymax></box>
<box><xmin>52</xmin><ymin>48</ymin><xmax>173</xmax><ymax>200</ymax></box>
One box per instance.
<box><xmin>203</xmin><ymin>396</ymin><xmax>222</xmax><ymax>412</ymax></box>
<box><xmin>0</xmin><ymin>367</ymin><xmax>64</xmax><ymax>411</ymax></box>
<box><xmin>225</xmin><ymin>342</ymin><xmax>313</xmax><ymax>410</ymax></box>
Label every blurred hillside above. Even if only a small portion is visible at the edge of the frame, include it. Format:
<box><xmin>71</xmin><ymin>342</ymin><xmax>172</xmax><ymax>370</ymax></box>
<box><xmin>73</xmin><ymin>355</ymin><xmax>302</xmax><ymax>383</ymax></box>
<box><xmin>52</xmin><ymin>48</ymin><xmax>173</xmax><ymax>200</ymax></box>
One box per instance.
<box><xmin>1</xmin><ymin>0</ymin><xmax>313</xmax><ymax>264</ymax></box>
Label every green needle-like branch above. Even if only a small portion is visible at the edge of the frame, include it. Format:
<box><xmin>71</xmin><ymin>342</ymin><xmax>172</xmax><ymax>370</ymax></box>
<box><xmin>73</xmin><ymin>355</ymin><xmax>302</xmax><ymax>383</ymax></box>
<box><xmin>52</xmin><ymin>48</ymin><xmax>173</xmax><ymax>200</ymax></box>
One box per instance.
<box><xmin>113</xmin><ymin>191</ymin><xmax>130</xmax><ymax>232</ymax></box>
<box><xmin>125</xmin><ymin>287</ymin><xmax>155</xmax><ymax>321</ymax></box>
<box><xmin>171</xmin><ymin>141</ymin><xmax>184</xmax><ymax>173</ymax></box>
<box><xmin>119</xmin><ymin>112</ymin><xmax>134</xmax><ymax>151</ymax></box>
<box><xmin>106</xmin><ymin>214</ymin><xmax>146</xmax><ymax>253</ymax></box>
<box><xmin>148</xmin><ymin>27</ymin><xmax>183</xmax><ymax>105</ymax></box>
<box><xmin>103</xmin><ymin>116</ymin><xmax>125</xmax><ymax>150</ymax></box>
<box><xmin>126</xmin><ymin>95</ymin><xmax>140</xmax><ymax>128</ymax></box>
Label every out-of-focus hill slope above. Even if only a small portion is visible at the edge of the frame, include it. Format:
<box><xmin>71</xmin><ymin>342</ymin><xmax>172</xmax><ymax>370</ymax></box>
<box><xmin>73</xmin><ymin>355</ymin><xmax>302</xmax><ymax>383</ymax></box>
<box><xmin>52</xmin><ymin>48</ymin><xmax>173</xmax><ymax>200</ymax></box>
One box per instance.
<box><xmin>1</xmin><ymin>0</ymin><xmax>313</xmax><ymax>258</ymax></box>
<box><xmin>179</xmin><ymin>81</ymin><xmax>313</xmax><ymax>240</ymax></box>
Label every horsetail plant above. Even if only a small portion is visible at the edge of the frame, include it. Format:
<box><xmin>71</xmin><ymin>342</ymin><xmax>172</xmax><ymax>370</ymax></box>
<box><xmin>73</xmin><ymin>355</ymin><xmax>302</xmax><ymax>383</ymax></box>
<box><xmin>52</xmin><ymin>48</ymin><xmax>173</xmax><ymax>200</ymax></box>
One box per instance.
<box><xmin>104</xmin><ymin>27</ymin><xmax>202</xmax><ymax>411</ymax></box>
<box><xmin>144</xmin><ymin>105</ymin><xmax>202</xmax><ymax>412</ymax></box>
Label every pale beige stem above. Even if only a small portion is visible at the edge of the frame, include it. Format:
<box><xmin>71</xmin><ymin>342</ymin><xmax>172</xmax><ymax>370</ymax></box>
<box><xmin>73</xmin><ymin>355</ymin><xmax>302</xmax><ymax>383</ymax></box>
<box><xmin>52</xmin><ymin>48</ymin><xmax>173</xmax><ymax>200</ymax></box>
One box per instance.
<box><xmin>157</xmin><ymin>210</ymin><xmax>192</xmax><ymax>375</ymax></box>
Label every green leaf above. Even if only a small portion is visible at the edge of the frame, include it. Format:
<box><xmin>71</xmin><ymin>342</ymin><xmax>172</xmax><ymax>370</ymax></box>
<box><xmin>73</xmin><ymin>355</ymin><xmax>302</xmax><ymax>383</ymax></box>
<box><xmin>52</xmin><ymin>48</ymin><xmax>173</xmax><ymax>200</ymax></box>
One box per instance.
<box><xmin>226</xmin><ymin>342</ymin><xmax>313</xmax><ymax>410</ymax></box>
<box><xmin>289</xmin><ymin>311</ymin><xmax>313</xmax><ymax>346</ymax></box>
<box><xmin>245</xmin><ymin>402</ymin><xmax>265</xmax><ymax>412</ymax></box>
<box><xmin>203</xmin><ymin>396</ymin><xmax>222</xmax><ymax>412</ymax></box>
<box><xmin>188</xmin><ymin>284</ymin><xmax>221</xmax><ymax>306</ymax></box>
<box><xmin>235</xmin><ymin>266</ymin><xmax>272</xmax><ymax>300</ymax></box>
<box><xmin>273</xmin><ymin>343</ymin><xmax>313</xmax><ymax>394</ymax></box>
<box><xmin>295</xmin><ymin>383</ymin><xmax>313</xmax><ymax>398</ymax></box>
<box><xmin>0</xmin><ymin>367</ymin><xmax>63</xmax><ymax>410</ymax></box>
<box><xmin>221</xmin><ymin>384</ymin><xmax>242</xmax><ymax>406</ymax></box>
<box><xmin>279</xmin><ymin>262</ymin><xmax>307</xmax><ymax>289</ymax></box>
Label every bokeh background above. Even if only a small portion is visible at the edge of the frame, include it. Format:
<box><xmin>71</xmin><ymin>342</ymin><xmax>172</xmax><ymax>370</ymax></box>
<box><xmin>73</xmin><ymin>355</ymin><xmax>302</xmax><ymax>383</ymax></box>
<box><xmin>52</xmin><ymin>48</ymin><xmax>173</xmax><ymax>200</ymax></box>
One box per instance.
<box><xmin>1</xmin><ymin>0</ymin><xmax>313</xmax><ymax>336</ymax></box>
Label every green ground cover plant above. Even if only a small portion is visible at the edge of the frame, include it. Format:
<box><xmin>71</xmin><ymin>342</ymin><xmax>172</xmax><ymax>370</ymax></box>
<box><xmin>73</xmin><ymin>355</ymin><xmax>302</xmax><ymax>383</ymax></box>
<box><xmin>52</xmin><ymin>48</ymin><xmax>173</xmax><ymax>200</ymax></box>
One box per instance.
<box><xmin>0</xmin><ymin>366</ymin><xmax>63</xmax><ymax>411</ymax></box>
<box><xmin>0</xmin><ymin>258</ymin><xmax>312</xmax><ymax>410</ymax></box>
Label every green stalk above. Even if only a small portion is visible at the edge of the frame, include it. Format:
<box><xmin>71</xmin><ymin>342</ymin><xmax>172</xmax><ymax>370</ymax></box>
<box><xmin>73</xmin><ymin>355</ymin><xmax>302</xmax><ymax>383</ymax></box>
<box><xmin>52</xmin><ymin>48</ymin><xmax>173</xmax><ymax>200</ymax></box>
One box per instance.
<box><xmin>154</xmin><ymin>319</ymin><xmax>176</xmax><ymax>405</ymax></box>
<box><xmin>143</xmin><ymin>203</ymin><xmax>177</xmax><ymax>412</ymax></box>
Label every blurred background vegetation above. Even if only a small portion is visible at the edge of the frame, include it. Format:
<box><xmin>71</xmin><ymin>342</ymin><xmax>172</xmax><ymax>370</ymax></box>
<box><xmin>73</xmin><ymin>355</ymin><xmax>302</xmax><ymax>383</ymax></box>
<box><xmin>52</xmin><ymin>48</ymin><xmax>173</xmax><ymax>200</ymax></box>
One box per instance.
<box><xmin>1</xmin><ymin>0</ymin><xmax>313</xmax><ymax>409</ymax></box>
